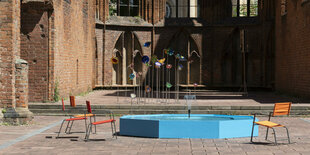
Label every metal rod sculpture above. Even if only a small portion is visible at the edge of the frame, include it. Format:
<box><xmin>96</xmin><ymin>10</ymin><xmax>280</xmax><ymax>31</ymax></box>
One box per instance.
<box><xmin>112</xmin><ymin>40</ymin><xmax>198</xmax><ymax>105</ymax></box>
<box><xmin>112</xmin><ymin>49</ymin><xmax>121</xmax><ymax>106</ymax></box>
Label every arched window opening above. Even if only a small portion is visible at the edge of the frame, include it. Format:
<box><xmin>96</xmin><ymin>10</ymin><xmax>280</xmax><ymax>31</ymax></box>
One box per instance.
<box><xmin>112</xmin><ymin>35</ymin><xmax>123</xmax><ymax>85</ymax></box>
<box><xmin>190</xmin><ymin>50</ymin><xmax>200</xmax><ymax>84</ymax></box>
<box><xmin>112</xmin><ymin>50</ymin><xmax>123</xmax><ymax>85</ymax></box>
<box><xmin>159</xmin><ymin>31</ymin><xmax>201</xmax><ymax>86</ymax></box>
<box><xmin>134</xmin><ymin>51</ymin><xmax>142</xmax><ymax>85</ymax></box>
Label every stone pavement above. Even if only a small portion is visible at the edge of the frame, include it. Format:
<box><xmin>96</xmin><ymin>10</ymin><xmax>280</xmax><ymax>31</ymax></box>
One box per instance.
<box><xmin>28</xmin><ymin>90</ymin><xmax>310</xmax><ymax>116</ymax></box>
<box><xmin>1</xmin><ymin>116</ymin><xmax>310</xmax><ymax>155</ymax></box>
<box><xmin>29</xmin><ymin>90</ymin><xmax>310</xmax><ymax>106</ymax></box>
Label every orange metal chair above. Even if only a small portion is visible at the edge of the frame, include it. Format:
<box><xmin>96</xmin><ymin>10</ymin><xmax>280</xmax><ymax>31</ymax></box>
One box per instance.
<box><xmin>56</xmin><ymin>98</ymin><xmax>88</xmax><ymax>138</ymax></box>
<box><xmin>73</xmin><ymin>101</ymin><xmax>97</xmax><ymax>133</ymax></box>
<box><xmin>251</xmin><ymin>102</ymin><xmax>292</xmax><ymax>145</ymax></box>
<box><xmin>84</xmin><ymin>109</ymin><xmax>117</xmax><ymax>141</ymax></box>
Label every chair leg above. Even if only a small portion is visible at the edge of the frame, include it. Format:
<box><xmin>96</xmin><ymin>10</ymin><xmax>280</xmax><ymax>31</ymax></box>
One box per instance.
<box><xmin>265</xmin><ymin>127</ymin><xmax>269</xmax><ymax>140</ymax></box>
<box><xmin>85</xmin><ymin>124</ymin><xmax>92</xmax><ymax>141</ymax></box>
<box><xmin>113</xmin><ymin>121</ymin><xmax>117</xmax><ymax>139</ymax></box>
<box><xmin>67</xmin><ymin>120</ymin><xmax>75</xmax><ymax>134</ymax></box>
<box><xmin>250</xmin><ymin>122</ymin><xmax>255</xmax><ymax>143</ymax></box>
<box><xmin>64</xmin><ymin>120</ymin><xmax>71</xmax><ymax>134</ymax></box>
<box><xmin>94</xmin><ymin>116</ymin><xmax>97</xmax><ymax>134</ymax></box>
<box><xmin>85</xmin><ymin>117</ymin><xmax>88</xmax><ymax>134</ymax></box>
<box><xmin>111</xmin><ymin>121</ymin><xmax>117</xmax><ymax>139</ymax></box>
<box><xmin>271</xmin><ymin>128</ymin><xmax>277</xmax><ymax>145</ymax></box>
<box><xmin>57</xmin><ymin>120</ymin><xmax>66</xmax><ymax>138</ymax></box>
<box><xmin>284</xmin><ymin>126</ymin><xmax>291</xmax><ymax>144</ymax></box>
<box><xmin>110</xmin><ymin>122</ymin><xmax>114</xmax><ymax>137</ymax></box>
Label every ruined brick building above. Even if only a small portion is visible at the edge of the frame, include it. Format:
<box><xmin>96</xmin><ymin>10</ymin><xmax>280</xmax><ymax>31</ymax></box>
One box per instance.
<box><xmin>0</xmin><ymin>0</ymin><xmax>309</xmax><ymax>121</ymax></box>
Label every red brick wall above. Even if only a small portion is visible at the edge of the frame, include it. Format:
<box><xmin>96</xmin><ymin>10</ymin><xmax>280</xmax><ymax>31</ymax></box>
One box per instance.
<box><xmin>95</xmin><ymin>28</ymin><xmax>103</xmax><ymax>85</ymax></box>
<box><xmin>100</xmin><ymin>25</ymin><xmax>273</xmax><ymax>88</ymax></box>
<box><xmin>103</xmin><ymin>30</ymin><xmax>123</xmax><ymax>85</ymax></box>
<box><xmin>20</xmin><ymin>3</ymin><xmax>49</xmax><ymax>102</ymax></box>
<box><xmin>275</xmin><ymin>0</ymin><xmax>310</xmax><ymax>97</ymax></box>
<box><xmin>0</xmin><ymin>0</ymin><xmax>20</xmax><ymax>108</ymax></box>
<box><xmin>52</xmin><ymin>0</ymin><xmax>96</xmax><ymax>99</ymax></box>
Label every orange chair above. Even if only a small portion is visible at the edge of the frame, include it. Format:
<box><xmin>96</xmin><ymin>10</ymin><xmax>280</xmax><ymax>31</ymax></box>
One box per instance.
<box><xmin>251</xmin><ymin>102</ymin><xmax>292</xmax><ymax>145</ymax></box>
<box><xmin>84</xmin><ymin>109</ymin><xmax>117</xmax><ymax>141</ymax></box>
<box><xmin>73</xmin><ymin>101</ymin><xmax>97</xmax><ymax>133</ymax></box>
<box><xmin>56</xmin><ymin>98</ymin><xmax>88</xmax><ymax>138</ymax></box>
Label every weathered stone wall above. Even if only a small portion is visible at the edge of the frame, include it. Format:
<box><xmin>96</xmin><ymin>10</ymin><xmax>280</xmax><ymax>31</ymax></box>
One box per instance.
<box><xmin>275</xmin><ymin>0</ymin><xmax>310</xmax><ymax>97</ymax></box>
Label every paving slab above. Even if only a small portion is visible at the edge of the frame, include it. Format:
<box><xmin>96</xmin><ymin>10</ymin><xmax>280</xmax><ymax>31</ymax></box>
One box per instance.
<box><xmin>0</xmin><ymin>116</ymin><xmax>310</xmax><ymax>154</ymax></box>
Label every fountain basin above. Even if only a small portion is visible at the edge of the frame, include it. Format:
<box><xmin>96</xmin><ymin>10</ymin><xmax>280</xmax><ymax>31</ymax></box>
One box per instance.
<box><xmin>120</xmin><ymin>114</ymin><xmax>258</xmax><ymax>139</ymax></box>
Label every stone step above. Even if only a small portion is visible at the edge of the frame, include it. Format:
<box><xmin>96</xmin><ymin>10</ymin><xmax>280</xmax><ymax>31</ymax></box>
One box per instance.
<box><xmin>29</xmin><ymin>105</ymin><xmax>310</xmax><ymax>116</ymax></box>
<box><xmin>29</xmin><ymin>104</ymin><xmax>310</xmax><ymax>110</ymax></box>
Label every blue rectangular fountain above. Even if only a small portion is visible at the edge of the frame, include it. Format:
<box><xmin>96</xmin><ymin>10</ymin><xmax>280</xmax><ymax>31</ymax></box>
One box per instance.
<box><xmin>120</xmin><ymin>114</ymin><xmax>258</xmax><ymax>139</ymax></box>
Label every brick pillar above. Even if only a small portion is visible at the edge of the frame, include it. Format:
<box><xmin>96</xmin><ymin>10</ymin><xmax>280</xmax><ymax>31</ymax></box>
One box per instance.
<box><xmin>15</xmin><ymin>59</ymin><xmax>29</xmax><ymax>108</ymax></box>
<box><xmin>0</xmin><ymin>0</ymin><xmax>33</xmax><ymax>124</ymax></box>
<box><xmin>0</xmin><ymin>0</ymin><xmax>19</xmax><ymax>121</ymax></box>
<box><xmin>3</xmin><ymin>59</ymin><xmax>33</xmax><ymax>124</ymax></box>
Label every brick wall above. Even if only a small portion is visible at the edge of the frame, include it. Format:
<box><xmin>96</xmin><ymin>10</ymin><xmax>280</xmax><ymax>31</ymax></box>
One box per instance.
<box><xmin>52</xmin><ymin>0</ymin><xmax>95</xmax><ymax>99</ymax></box>
<box><xmin>20</xmin><ymin>3</ymin><xmax>49</xmax><ymax>102</ymax></box>
<box><xmin>103</xmin><ymin>29</ymin><xmax>123</xmax><ymax>85</ymax></box>
<box><xmin>0</xmin><ymin>0</ymin><xmax>20</xmax><ymax>108</ymax></box>
<box><xmin>100</xmin><ymin>25</ymin><xmax>273</xmax><ymax>88</ymax></box>
<box><xmin>95</xmin><ymin>28</ymin><xmax>103</xmax><ymax>85</ymax></box>
<box><xmin>275</xmin><ymin>0</ymin><xmax>310</xmax><ymax>97</ymax></box>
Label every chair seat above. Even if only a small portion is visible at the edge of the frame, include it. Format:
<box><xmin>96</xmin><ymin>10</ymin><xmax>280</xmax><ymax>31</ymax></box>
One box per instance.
<box><xmin>92</xmin><ymin>119</ymin><xmax>115</xmax><ymax>125</ymax></box>
<box><xmin>65</xmin><ymin>117</ymin><xmax>87</xmax><ymax>121</ymax></box>
<box><xmin>74</xmin><ymin>114</ymin><xmax>95</xmax><ymax>118</ymax></box>
<box><xmin>255</xmin><ymin>121</ymin><xmax>284</xmax><ymax>128</ymax></box>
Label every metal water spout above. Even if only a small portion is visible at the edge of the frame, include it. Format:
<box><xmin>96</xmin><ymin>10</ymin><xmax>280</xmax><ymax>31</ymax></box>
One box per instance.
<box><xmin>188</xmin><ymin>105</ymin><xmax>191</xmax><ymax>118</ymax></box>
<box><xmin>185</xmin><ymin>95</ymin><xmax>194</xmax><ymax>119</ymax></box>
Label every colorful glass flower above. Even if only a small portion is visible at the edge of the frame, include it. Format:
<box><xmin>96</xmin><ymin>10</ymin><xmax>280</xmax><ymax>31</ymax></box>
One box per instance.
<box><xmin>111</xmin><ymin>57</ymin><xmax>119</xmax><ymax>64</ymax></box>
<box><xmin>178</xmin><ymin>64</ymin><xmax>183</xmax><ymax>70</ymax></box>
<box><xmin>166</xmin><ymin>82</ymin><xmax>172</xmax><ymax>88</ymax></box>
<box><xmin>142</xmin><ymin>56</ymin><xmax>150</xmax><ymax>64</ymax></box>
<box><xmin>166</xmin><ymin>64</ymin><xmax>172</xmax><ymax>69</ymax></box>
<box><xmin>144</xmin><ymin>42</ymin><xmax>151</xmax><ymax>47</ymax></box>
<box><xmin>129</xmin><ymin>73</ymin><xmax>135</xmax><ymax>80</ymax></box>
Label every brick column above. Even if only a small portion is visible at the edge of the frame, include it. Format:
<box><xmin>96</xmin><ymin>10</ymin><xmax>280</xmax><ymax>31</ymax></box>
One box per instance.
<box><xmin>0</xmin><ymin>0</ymin><xmax>33</xmax><ymax>124</ymax></box>
<box><xmin>0</xmin><ymin>0</ymin><xmax>19</xmax><ymax>120</ymax></box>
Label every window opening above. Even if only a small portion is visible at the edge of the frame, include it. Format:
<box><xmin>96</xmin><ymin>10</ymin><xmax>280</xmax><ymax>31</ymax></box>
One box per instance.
<box><xmin>166</xmin><ymin>0</ymin><xmax>200</xmax><ymax>18</ymax></box>
<box><xmin>281</xmin><ymin>0</ymin><xmax>287</xmax><ymax>16</ymax></box>
<box><xmin>232</xmin><ymin>0</ymin><xmax>258</xmax><ymax>17</ymax></box>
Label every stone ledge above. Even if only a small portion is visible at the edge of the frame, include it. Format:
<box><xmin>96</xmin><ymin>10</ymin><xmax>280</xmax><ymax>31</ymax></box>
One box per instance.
<box><xmin>3</xmin><ymin>108</ymin><xmax>33</xmax><ymax>125</ymax></box>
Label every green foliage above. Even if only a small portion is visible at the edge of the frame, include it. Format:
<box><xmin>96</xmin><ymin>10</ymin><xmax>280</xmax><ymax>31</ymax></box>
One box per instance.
<box><xmin>2</xmin><ymin>109</ymin><xmax>6</xmax><ymax>114</ymax></box>
<box><xmin>53</xmin><ymin>80</ymin><xmax>60</xmax><ymax>102</ymax></box>
<box><xmin>0</xmin><ymin>122</ymin><xmax>10</xmax><ymax>126</ymax></box>
<box><xmin>109</xmin><ymin>0</ymin><xmax>117</xmax><ymax>16</ymax></box>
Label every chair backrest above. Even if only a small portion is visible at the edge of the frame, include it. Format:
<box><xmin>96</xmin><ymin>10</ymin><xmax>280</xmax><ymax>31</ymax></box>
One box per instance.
<box><xmin>62</xmin><ymin>98</ymin><xmax>65</xmax><ymax>111</ymax></box>
<box><xmin>70</xmin><ymin>96</ymin><xmax>76</xmax><ymax>107</ymax></box>
<box><xmin>86</xmin><ymin>101</ymin><xmax>92</xmax><ymax>113</ymax></box>
<box><xmin>272</xmin><ymin>102</ymin><xmax>292</xmax><ymax>116</ymax></box>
